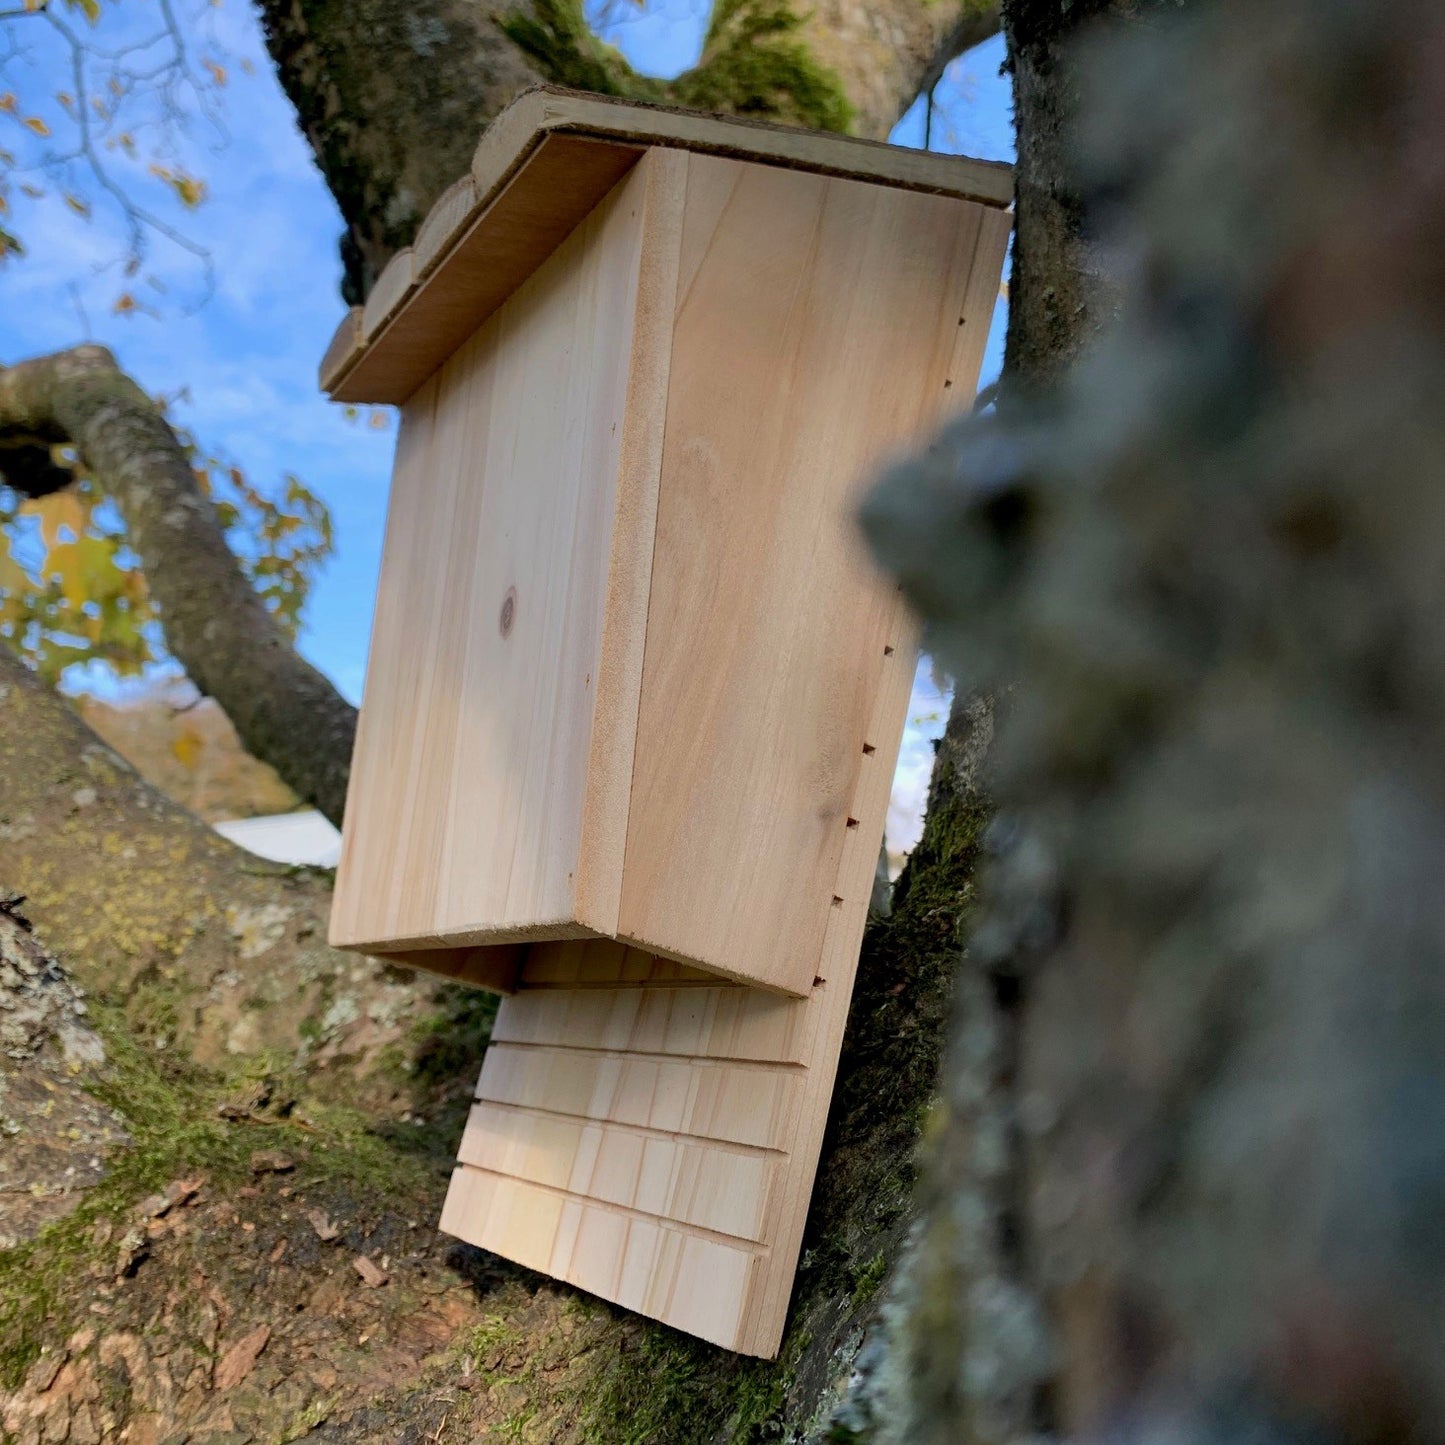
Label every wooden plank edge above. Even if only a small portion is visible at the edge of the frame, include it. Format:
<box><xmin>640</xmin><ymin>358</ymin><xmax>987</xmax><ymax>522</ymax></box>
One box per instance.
<box><xmin>354</xmin><ymin>944</ymin><xmax>524</xmax><ymax>994</ymax></box>
<box><xmin>531</xmin><ymin>88</ymin><xmax>1014</xmax><ymax>210</ymax></box>
<box><xmin>439</xmin><ymin>1163</ymin><xmax>772</xmax><ymax>1353</ymax></box>
<box><xmin>573</xmin><ymin>149</ymin><xmax>686</xmax><ymax>938</ymax></box>
<box><xmin>317</xmin><ymin>306</ymin><xmax>364</xmax><ymax>394</ymax></box>
<box><xmin>361</xmin><ymin>245</ymin><xmax>415</xmax><ymax>341</ymax></box>
<box><xmin>736</xmin><ymin>608</ymin><xmax>918</xmax><ymax>1357</ymax></box>
<box><xmin>413</xmin><ymin>173</ymin><xmax>479</xmax><ymax>280</ymax></box>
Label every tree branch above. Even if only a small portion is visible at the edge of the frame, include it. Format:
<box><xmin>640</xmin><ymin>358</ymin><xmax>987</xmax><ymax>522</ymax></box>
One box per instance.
<box><xmin>253</xmin><ymin>0</ymin><xmax>545</xmax><ymax>304</ymax></box>
<box><xmin>797</xmin><ymin>0</ymin><xmax>1002</xmax><ymax>140</ymax></box>
<box><xmin>0</xmin><ymin>345</ymin><xmax>356</xmax><ymax>826</ymax></box>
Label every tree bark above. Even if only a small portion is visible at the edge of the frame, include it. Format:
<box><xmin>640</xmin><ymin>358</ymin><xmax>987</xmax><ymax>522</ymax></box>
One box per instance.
<box><xmin>0</xmin><ymin>6</ymin><xmax>1033</xmax><ymax>1438</ymax></box>
<box><xmin>800</xmin><ymin>0</ymin><xmax>1002</xmax><ymax>141</ymax></box>
<box><xmin>0</xmin><ymin>345</ymin><xmax>357</xmax><ymax>827</ymax></box>
<box><xmin>0</xmin><ymin>644</ymin><xmax>434</xmax><ymax>1088</ymax></box>
<box><xmin>253</xmin><ymin>0</ymin><xmax>546</xmax><ymax>304</ymax></box>
<box><xmin>1000</xmin><ymin>0</ymin><xmax>1141</xmax><ymax>385</ymax></box>
<box><xmin>859</xmin><ymin>0</ymin><xmax>1445</xmax><ymax>1441</ymax></box>
<box><xmin>255</xmin><ymin>0</ymin><xmax>1001</xmax><ymax>300</ymax></box>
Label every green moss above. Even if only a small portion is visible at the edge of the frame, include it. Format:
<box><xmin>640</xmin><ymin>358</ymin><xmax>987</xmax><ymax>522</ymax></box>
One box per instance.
<box><xmin>500</xmin><ymin>0</ymin><xmax>665</xmax><ymax>101</ymax></box>
<box><xmin>851</xmin><ymin>1252</ymin><xmax>888</xmax><ymax>1308</ymax></box>
<box><xmin>501</xmin><ymin>0</ymin><xmax>852</xmax><ymax>134</ymax></box>
<box><xmin>673</xmin><ymin>0</ymin><xmax>853</xmax><ymax>132</ymax></box>
<box><xmin>578</xmin><ymin>1320</ymin><xmax>807</xmax><ymax>1445</ymax></box>
<box><xmin>406</xmin><ymin>983</ymin><xmax>499</xmax><ymax>1093</ymax></box>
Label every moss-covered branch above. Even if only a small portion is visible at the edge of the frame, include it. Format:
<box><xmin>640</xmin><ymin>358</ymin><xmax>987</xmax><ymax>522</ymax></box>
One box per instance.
<box><xmin>0</xmin><ymin>345</ymin><xmax>356</xmax><ymax>826</ymax></box>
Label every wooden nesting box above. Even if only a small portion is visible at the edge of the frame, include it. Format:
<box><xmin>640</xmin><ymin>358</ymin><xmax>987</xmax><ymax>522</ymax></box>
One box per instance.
<box><xmin>322</xmin><ymin>87</ymin><xmax>1011</xmax><ymax>1355</ymax></box>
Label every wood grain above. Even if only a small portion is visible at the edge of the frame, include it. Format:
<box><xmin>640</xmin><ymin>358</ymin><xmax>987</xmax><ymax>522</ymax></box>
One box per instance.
<box><xmin>615</xmin><ymin>153</ymin><xmax>996</xmax><ymax>995</ymax></box>
<box><xmin>321</xmin><ymin>86</ymin><xmax>1012</xmax><ymax>403</ymax></box>
<box><xmin>329</xmin><ymin>156</ymin><xmax>672</xmax><ymax>960</ymax></box>
<box><xmin>437</xmin><ymin>207</ymin><xmax>1012</xmax><ymax>1356</ymax></box>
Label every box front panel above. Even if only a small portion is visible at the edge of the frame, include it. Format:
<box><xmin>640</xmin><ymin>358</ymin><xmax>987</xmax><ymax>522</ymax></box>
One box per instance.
<box><xmin>617</xmin><ymin>154</ymin><xmax>1005</xmax><ymax>995</ymax></box>
<box><xmin>331</xmin><ymin>161</ymin><xmax>657</xmax><ymax>953</ymax></box>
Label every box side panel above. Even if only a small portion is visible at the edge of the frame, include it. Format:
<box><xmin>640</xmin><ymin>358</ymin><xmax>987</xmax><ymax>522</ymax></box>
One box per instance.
<box><xmin>330</xmin><ymin>160</ymin><xmax>654</xmax><ymax>954</ymax></box>
<box><xmin>617</xmin><ymin>153</ymin><xmax>1004</xmax><ymax>994</ymax></box>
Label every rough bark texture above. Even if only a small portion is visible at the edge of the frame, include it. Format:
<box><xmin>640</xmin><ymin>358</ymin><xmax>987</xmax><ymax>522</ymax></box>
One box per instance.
<box><xmin>255</xmin><ymin>0</ymin><xmax>1001</xmax><ymax>300</ymax></box>
<box><xmin>0</xmin><ymin>645</ymin><xmax>423</xmax><ymax>1083</ymax></box>
<box><xmin>0</xmin><ymin>345</ymin><xmax>357</xmax><ymax>827</ymax></box>
<box><xmin>800</xmin><ymin>0</ymin><xmax>1001</xmax><ymax>140</ymax></box>
<box><xmin>253</xmin><ymin>0</ymin><xmax>545</xmax><ymax>303</ymax></box>
<box><xmin>861</xmin><ymin>0</ymin><xmax>1445</xmax><ymax>1438</ymax></box>
<box><xmin>0</xmin><ymin>631</ymin><xmax>1002</xmax><ymax>1442</ymax></box>
<box><xmin>1000</xmin><ymin>0</ymin><xmax>1158</xmax><ymax>386</ymax></box>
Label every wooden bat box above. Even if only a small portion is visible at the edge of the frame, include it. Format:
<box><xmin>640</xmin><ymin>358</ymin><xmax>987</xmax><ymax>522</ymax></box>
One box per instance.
<box><xmin>322</xmin><ymin>88</ymin><xmax>1011</xmax><ymax>1354</ymax></box>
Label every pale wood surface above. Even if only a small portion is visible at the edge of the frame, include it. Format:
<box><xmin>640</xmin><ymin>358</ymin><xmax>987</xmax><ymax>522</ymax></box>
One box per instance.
<box><xmin>321</xmin><ymin>86</ymin><xmax>1012</xmax><ymax>403</ymax></box>
<box><xmin>334</xmin><ymin>136</ymin><xmax>643</xmax><ymax>403</ymax></box>
<box><xmin>332</xmin><ymin>154</ymin><xmax>1007</xmax><ymax>992</ymax></box>
<box><xmin>329</xmin><ymin>157</ymin><xmax>671</xmax><ymax>956</ymax></box>
<box><xmin>317</xmin><ymin>306</ymin><xmax>363</xmax><ymax>395</ymax></box>
<box><xmin>615</xmin><ymin>153</ymin><xmax>999</xmax><ymax>995</ymax></box>
<box><xmin>360</xmin><ymin>247</ymin><xmax>414</xmax><ymax>341</ymax></box>
<box><xmin>414</xmin><ymin>173</ymin><xmax>478</xmax><ymax>280</ymax></box>
<box><xmin>570</xmin><ymin>149</ymin><xmax>686</xmax><ymax>937</ymax></box>
<box><xmin>437</xmin><ymin>205</ymin><xmax>1011</xmax><ymax>1355</ymax></box>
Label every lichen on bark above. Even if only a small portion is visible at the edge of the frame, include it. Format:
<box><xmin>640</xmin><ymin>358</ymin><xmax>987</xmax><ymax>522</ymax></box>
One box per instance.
<box><xmin>860</xmin><ymin>0</ymin><xmax>1445</xmax><ymax>1437</ymax></box>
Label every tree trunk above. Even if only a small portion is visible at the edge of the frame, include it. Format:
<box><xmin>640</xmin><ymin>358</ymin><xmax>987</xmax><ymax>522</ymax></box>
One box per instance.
<box><xmin>0</xmin><ymin>7</ymin><xmax>1040</xmax><ymax>1439</ymax></box>
<box><xmin>255</xmin><ymin>0</ymin><xmax>1001</xmax><ymax>301</ymax></box>
<box><xmin>859</xmin><ymin>0</ymin><xmax>1445</xmax><ymax>1440</ymax></box>
<box><xmin>0</xmin><ymin>346</ymin><xmax>357</xmax><ymax>827</ymax></box>
<box><xmin>254</xmin><ymin>0</ymin><xmax>546</xmax><ymax>304</ymax></box>
<box><xmin>784</xmin><ymin>0</ymin><xmax>1002</xmax><ymax>141</ymax></box>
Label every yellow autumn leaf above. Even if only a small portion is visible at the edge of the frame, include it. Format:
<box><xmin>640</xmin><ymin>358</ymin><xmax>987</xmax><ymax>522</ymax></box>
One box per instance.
<box><xmin>22</xmin><ymin>117</ymin><xmax>50</xmax><ymax>137</ymax></box>
<box><xmin>28</xmin><ymin>490</ymin><xmax>88</xmax><ymax>551</ymax></box>
<box><xmin>0</xmin><ymin>94</ymin><xmax>16</xmax><ymax>114</ymax></box>
<box><xmin>19</xmin><ymin>184</ymin><xmax>44</xmax><ymax>199</ymax></box>
<box><xmin>63</xmin><ymin>192</ymin><xmax>90</xmax><ymax>218</ymax></box>
<box><xmin>171</xmin><ymin>727</ymin><xmax>204</xmax><ymax>772</ymax></box>
<box><xmin>113</xmin><ymin>292</ymin><xmax>136</xmax><ymax>314</ymax></box>
<box><xmin>148</xmin><ymin>165</ymin><xmax>206</xmax><ymax>208</ymax></box>
<box><xmin>204</xmin><ymin>59</ymin><xmax>227</xmax><ymax>86</ymax></box>
<box><xmin>57</xmin><ymin>92</ymin><xmax>74</xmax><ymax>111</ymax></box>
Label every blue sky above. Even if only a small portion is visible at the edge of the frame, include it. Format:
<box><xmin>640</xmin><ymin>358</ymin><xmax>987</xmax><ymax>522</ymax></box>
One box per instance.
<box><xmin>0</xmin><ymin>0</ymin><xmax>1014</xmax><ymax>856</ymax></box>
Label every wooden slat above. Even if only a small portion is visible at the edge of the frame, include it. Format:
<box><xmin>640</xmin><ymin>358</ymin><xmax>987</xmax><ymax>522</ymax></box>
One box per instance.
<box><xmin>521</xmin><ymin>938</ymin><xmax>717</xmax><ymax>988</ymax></box>
<box><xmin>491</xmin><ymin>984</ymin><xmax>815</xmax><ymax>1063</ymax></box>
<box><xmin>361</xmin><ymin>247</ymin><xmax>414</xmax><ymax>340</ymax></box>
<box><xmin>441</xmin><ymin>1165</ymin><xmax>767</xmax><ymax>1352</ymax></box>
<box><xmin>414</xmin><ymin>174</ymin><xmax>478</xmax><ymax>279</ymax></box>
<box><xmin>332</xmin><ymin>136</ymin><xmax>643</xmax><ymax>402</ymax></box>
<box><xmin>475</xmin><ymin>1043</ymin><xmax>803</xmax><ymax>1152</ymax></box>
<box><xmin>321</xmin><ymin>86</ymin><xmax>1013</xmax><ymax>402</ymax></box>
<box><xmin>318</xmin><ymin>306</ymin><xmax>363</xmax><ymax>395</ymax></box>
<box><xmin>456</xmin><ymin>1101</ymin><xmax>783</xmax><ymax>1242</ymax></box>
<box><xmin>614</xmin><ymin>154</ymin><xmax>993</xmax><ymax>996</ymax></box>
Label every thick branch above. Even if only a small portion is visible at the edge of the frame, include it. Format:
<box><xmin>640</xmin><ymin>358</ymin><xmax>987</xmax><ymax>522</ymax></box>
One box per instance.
<box><xmin>254</xmin><ymin>0</ymin><xmax>545</xmax><ymax>303</ymax></box>
<box><xmin>0</xmin><ymin>344</ymin><xmax>356</xmax><ymax>826</ymax></box>
<box><xmin>798</xmin><ymin>0</ymin><xmax>1002</xmax><ymax>140</ymax></box>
